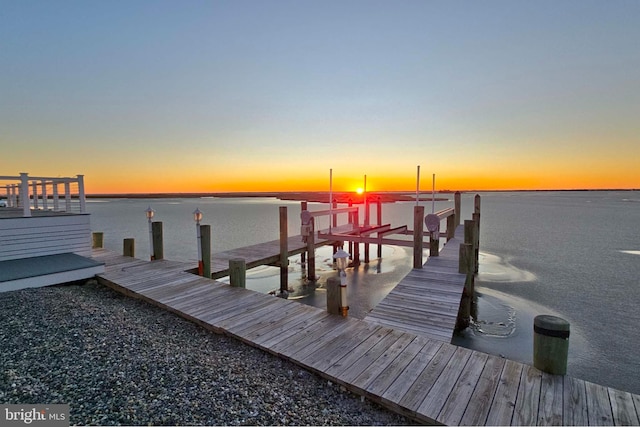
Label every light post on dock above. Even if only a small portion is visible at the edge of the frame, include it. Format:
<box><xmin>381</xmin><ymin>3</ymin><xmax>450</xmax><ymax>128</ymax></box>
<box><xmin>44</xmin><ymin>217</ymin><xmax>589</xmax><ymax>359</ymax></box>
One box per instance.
<box><xmin>333</xmin><ymin>248</ymin><xmax>350</xmax><ymax>317</ymax></box>
<box><xmin>193</xmin><ymin>208</ymin><xmax>204</xmax><ymax>276</ymax></box>
<box><xmin>145</xmin><ymin>206</ymin><xmax>155</xmax><ymax>260</ymax></box>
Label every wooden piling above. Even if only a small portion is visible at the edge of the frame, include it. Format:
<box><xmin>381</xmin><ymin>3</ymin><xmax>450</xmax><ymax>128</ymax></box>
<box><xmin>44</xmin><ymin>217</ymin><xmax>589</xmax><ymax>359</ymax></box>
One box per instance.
<box><xmin>92</xmin><ymin>232</ymin><xmax>104</xmax><ymax>249</ymax></box>
<box><xmin>306</xmin><ymin>218</ymin><xmax>316</xmax><ymax>280</ymax></box>
<box><xmin>123</xmin><ymin>238</ymin><xmax>135</xmax><ymax>257</ymax></box>
<box><xmin>152</xmin><ymin>221</ymin><xmax>164</xmax><ymax>260</ymax></box>
<box><xmin>454</xmin><ymin>191</ymin><xmax>461</xmax><ymax>227</ymax></box>
<box><xmin>279</xmin><ymin>206</ymin><xmax>289</xmax><ymax>293</ymax></box>
<box><xmin>429</xmin><ymin>231</ymin><xmax>439</xmax><ymax>257</ymax></box>
<box><xmin>200</xmin><ymin>225</ymin><xmax>211</xmax><ymax>278</ymax></box>
<box><xmin>534</xmin><ymin>315</ymin><xmax>570</xmax><ymax>375</ymax></box>
<box><xmin>456</xmin><ymin>242</ymin><xmax>474</xmax><ymax>330</ymax></box>
<box><xmin>229</xmin><ymin>259</ymin><xmax>246</xmax><ymax>288</ymax></box>
<box><xmin>377</xmin><ymin>197</ymin><xmax>383</xmax><ymax>258</ymax></box>
<box><xmin>446</xmin><ymin>214</ymin><xmax>455</xmax><ymax>241</ymax></box>
<box><xmin>413</xmin><ymin>205</ymin><xmax>425</xmax><ymax>268</ymax></box>
<box><xmin>326</xmin><ymin>276</ymin><xmax>341</xmax><ymax>315</ymax></box>
<box><xmin>473</xmin><ymin>194</ymin><xmax>481</xmax><ymax>273</ymax></box>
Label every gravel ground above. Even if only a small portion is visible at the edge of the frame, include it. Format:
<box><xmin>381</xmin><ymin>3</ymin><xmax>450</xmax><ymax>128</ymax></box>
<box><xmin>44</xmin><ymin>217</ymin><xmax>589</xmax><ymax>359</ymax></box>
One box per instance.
<box><xmin>0</xmin><ymin>281</ymin><xmax>413</xmax><ymax>426</ymax></box>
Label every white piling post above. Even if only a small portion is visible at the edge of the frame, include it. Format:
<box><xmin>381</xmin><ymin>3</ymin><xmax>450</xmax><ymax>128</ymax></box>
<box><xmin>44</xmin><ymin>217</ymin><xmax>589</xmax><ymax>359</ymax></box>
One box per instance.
<box><xmin>77</xmin><ymin>174</ymin><xmax>86</xmax><ymax>213</ymax></box>
<box><xmin>20</xmin><ymin>172</ymin><xmax>31</xmax><ymax>217</ymax></box>
<box><xmin>41</xmin><ymin>180</ymin><xmax>48</xmax><ymax>210</ymax></box>
<box><xmin>32</xmin><ymin>181</ymin><xmax>38</xmax><ymax>209</ymax></box>
<box><xmin>64</xmin><ymin>180</ymin><xmax>71</xmax><ymax>212</ymax></box>
<box><xmin>52</xmin><ymin>181</ymin><xmax>60</xmax><ymax>211</ymax></box>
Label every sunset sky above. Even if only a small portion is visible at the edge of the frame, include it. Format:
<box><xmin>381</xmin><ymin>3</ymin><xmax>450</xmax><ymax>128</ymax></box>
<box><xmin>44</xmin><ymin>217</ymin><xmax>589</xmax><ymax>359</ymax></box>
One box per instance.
<box><xmin>2</xmin><ymin>0</ymin><xmax>639</xmax><ymax>193</ymax></box>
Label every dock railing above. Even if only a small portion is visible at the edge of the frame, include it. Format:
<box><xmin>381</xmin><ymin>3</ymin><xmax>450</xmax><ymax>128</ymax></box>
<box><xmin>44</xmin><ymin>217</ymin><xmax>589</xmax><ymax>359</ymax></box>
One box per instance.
<box><xmin>0</xmin><ymin>173</ymin><xmax>86</xmax><ymax>217</ymax></box>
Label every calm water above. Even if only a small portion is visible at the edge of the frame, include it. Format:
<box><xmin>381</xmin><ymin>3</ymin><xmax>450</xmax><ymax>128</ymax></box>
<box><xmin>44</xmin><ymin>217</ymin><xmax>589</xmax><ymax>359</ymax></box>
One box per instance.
<box><xmin>87</xmin><ymin>191</ymin><xmax>640</xmax><ymax>394</ymax></box>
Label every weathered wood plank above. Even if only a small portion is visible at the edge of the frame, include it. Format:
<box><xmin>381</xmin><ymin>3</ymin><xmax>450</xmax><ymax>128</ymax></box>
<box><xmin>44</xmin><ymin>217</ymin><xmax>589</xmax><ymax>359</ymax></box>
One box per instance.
<box><xmin>459</xmin><ymin>354</ymin><xmax>505</xmax><ymax>426</ymax></box>
<box><xmin>538</xmin><ymin>371</ymin><xmax>563</xmax><ymax>425</ymax></box>
<box><xmin>437</xmin><ymin>350</ymin><xmax>489</xmax><ymax>426</ymax></box>
<box><xmin>512</xmin><ymin>364</ymin><xmax>542</xmax><ymax>426</ymax></box>
<box><xmin>324</xmin><ymin>328</ymin><xmax>395</xmax><ymax>378</ymax></box>
<box><xmin>563</xmin><ymin>376</ymin><xmax>588</xmax><ymax>426</ymax></box>
<box><xmin>365</xmin><ymin>336</ymin><xmax>432</xmax><ymax>398</ymax></box>
<box><xmin>338</xmin><ymin>329</ymin><xmax>407</xmax><ymax>384</ymax></box>
<box><xmin>351</xmin><ymin>333</ymin><xmax>416</xmax><ymax>392</ymax></box>
<box><xmin>484</xmin><ymin>359</ymin><xmax>523</xmax><ymax>426</ymax></box>
<box><xmin>299</xmin><ymin>323</ymin><xmax>381</xmax><ymax>373</ymax></box>
<box><xmin>585</xmin><ymin>380</ymin><xmax>614</xmax><ymax>426</ymax></box>
<box><xmin>608</xmin><ymin>388</ymin><xmax>640</xmax><ymax>426</ymax></box>
<box><xmin>417</xmin><ymin>346</ymin><xmax>474</xmax><ymax>418</ymax></box>
<box><xmin>396</xmin><ymin>343</ymin><xmax>457</xmax><ymax>413</ymax></box>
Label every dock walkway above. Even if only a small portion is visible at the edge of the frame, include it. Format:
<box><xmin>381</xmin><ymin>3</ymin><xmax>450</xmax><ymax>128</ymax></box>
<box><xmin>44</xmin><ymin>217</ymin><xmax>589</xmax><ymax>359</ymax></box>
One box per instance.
<box><xmin>92</xmin><ymin>249</ymin><xmax>640</xmax><ymax>425</ymax></box>
<box><xmin>365</xmin><ymin>225</ymin><xmax>466</xmax><ymax>342</ymax></box>
<box><xmin>209</xmin><ymin>224</ymin><xmax>354</xmax><ymax>279</ymax></box>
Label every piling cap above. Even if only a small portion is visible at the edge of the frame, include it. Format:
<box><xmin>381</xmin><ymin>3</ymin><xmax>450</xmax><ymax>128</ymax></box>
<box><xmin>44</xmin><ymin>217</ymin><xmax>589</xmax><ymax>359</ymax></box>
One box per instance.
<box><xmin>534</xmin><ymin>315</ymin><xmax>570</xmax><ymax>338</ymax></box>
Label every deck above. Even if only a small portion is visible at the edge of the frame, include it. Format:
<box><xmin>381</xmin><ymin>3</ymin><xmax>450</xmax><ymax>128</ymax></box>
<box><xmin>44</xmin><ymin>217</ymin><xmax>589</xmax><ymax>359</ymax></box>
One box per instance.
<box><xmin>92</xmin><ymin>248</ymin><xmax>640</xmax><ymax>425</ymax></box>
<box><xmin>365</xmin><ymin>225</ymin><xmax>466</xmax><ymax>342</ymax></box>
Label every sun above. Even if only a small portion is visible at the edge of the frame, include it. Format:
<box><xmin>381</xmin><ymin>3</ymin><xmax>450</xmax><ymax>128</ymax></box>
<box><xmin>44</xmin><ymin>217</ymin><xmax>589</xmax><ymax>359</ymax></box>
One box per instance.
<box><xmin>356</xmin><ymin>188</ymin><xmax>364</xmax><ymax>195</ymax></box>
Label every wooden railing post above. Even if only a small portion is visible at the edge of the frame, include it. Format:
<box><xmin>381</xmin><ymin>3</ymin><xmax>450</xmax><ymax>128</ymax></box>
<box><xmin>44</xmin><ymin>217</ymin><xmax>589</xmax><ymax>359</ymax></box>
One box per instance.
<box><xmin>229</xmin><ymin>259</ymin><xmax>246</xmax><ymax>288</ymax></box>
<box><xmin>32</xmin><ymin>181</ymin><xmax>38</xmax><ymax>209</ymax></box>
<box><xmin>377</xmin><ymin>197</ymin><xmax>383</xmax><ymax>258</ymax></box>
<box><xmin>446</xmin><ymin>214</ymin><xmax>456</xmax><ymax>241</ymax></box>
<box><xmin>152</xmin><ymin>221</ymin><xmax>164</xmax><ymax>260</ymax></box>
<box><xmin>77</xmin><ymin>174</ymin><xmax>86</xmax><ymax>213</ymax></box>
<box><xmin>200</xmin><ymin>224</ymin><xmax>211</xmax><ymax>278</ymax></box>
<box><xmin>123</xmin><ymin>238</ymin><xmax>135</xmax><ymax>257</ymax></box>
<box><xmin>279</xmin><ymin>206</ymin><xmax>289</xmax><ymax>296</ymax></box>
<box><xmin>41</xmin><ymin>180</ymin><xmax>48</xmax><ymax>210</ymax></box>
<box><xmin>20</xmin><ymin>172</ymin><xmax>30</xmax><ymax>217</ymax></box>
<box><xmin>52</xmin><ymin>181</ymin><xmax>59</xmax><ymax>211</ymax></box>
<box><xmin>413</xmin><ymin>205</ymin><xmax>425</xmax><ymax>268</ymax></box>
<box><xmin>64</xmin><ymin>180</ymin><xmax>72</xmax><ymax>212</ymax></box>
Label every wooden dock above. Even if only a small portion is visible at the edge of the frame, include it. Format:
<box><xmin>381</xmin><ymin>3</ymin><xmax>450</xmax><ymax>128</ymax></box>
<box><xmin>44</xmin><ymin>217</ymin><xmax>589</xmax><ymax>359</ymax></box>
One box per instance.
<box><xmin>92</xmin><ymin>248</ymin><xmax>640</xmax><ymax>425</ymax></box>
<box><xmin>365</xmin><ymin>224</ymin><xmax>466</xmax><ymax>342</ymax></box>
<box><xmin>208</xmin><ymin>224</ymin><xmax>354</xmax><ymax>279</ymax></box>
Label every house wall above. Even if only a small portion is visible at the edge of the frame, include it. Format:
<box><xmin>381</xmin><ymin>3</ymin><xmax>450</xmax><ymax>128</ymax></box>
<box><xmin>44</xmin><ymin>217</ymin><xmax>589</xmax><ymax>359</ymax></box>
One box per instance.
<box><xmin>0</xmin><ymin>214</ymin><xmax>92</xmax><ymax>261</ymax></box>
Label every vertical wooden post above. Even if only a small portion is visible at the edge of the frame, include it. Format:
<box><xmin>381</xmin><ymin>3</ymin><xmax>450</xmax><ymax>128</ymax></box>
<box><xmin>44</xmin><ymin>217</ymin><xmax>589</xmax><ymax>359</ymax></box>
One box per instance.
<box><xmin>92</xmin><ymin>232</ymin><xmax>104</xmax><ymax>249</ymax></box>
<box><xmin>465</xmin><ymin>218</ymin><xmax>478</xmax><ymax>274</ymax></box>
<box><xmin>279</xmin><ymin>206</ymin><xmax>289</xmax><ymax>294</ymax></box>
<box><xmin>473</xmin><ymin>194</ymin><xmax>481</xmax><ymax>273</ymax></box>
<box><xmin>413</xmin><ymin>205</ymin><xmax>425</xmax><ymax>268</ymax></box>
<box><xmin>348</xmin><ymin>200</ymin><xmax>354</xmax><ymax>257</ymax></box>
<box><xmin>533</xmin><ymin>315</ymin><xmax>570</xmax><ymax>375</ymax></box>
<box><xmin>377</xmin><ymin>197</ymin><xmax>383</xmax><ymax>258</ymax></box>
<box><xmin>32</xmin><ymin>182</ymin><xmax>38</xmax><ymax>209</ymax></box>
<box><xmin>326</xmin><ymin>276</ymin><xmax>341</xmax><ymax>315</ymax></box>
<box><xmin>64</xmin><ymin>181</ymin><xmax>71</xmax><ymax>212</ymax></box>
<box><xmin>332</xmin><ymin>199</ymin><xmax>337</xmax><ymax>228</ymax></box>
<box><xmin>229</xmin><ymin>259</ymin><xmax>246</xmax><ymax>288</ymax></box>
<box><xmin>454</xmin><ymin>191</ymin><xmax>461</xmax><ymax>227</ymax></box>
<box><xmin>306</xmin><ymin>218</ymin><xmax>316</xmax><ymax>280</ymax></box>
<box><xmin>446</xmin><ymin>214</ymin><xmax>456</xmax><ymax>241</ymax></box>
<box><xmin>77</xmin><ymin>174</ymin><xmax>86</xmax><ymax>213</ymax></box>
<box><xmin>200</xmin><ymin>224</ymin><xmax>211</xmax><ymax>278</ymax></box>
<box><xmin>353</xmin><ymin>240</ymin><xmax>360</xmax><ymax>267</ymax></box>
<box><xmin>300</xmin><ymin>202</ymin><xmax>307</xmax><ymax>272</ymax></box>
<box><xmin>456</xmin><ymin>242</ymin><xmax>474</xmax><ymax>331</ymax></box>
<box><xmin>41</xmin><ymin>180</ymin><xmax>48</xmax><ymax>211</ymax></box>
<box><xmin>152</xmin><ymin>221</ymin><xmax>164</xmax><ymax>260</ymax></box>
<box><xmin>429</xmin><ymin>231</ymin><xmax>439</xmax><ymax>257</ymax></box>
<box><xmin>364</xmin><ymin>197</ymin><xmax>370</xmax><ymax>262</ymax></box>
<box><xmin>20</xmin><ymin>172</ymin><xmax>31</xmax><ymax>217</ymax></box>
<box><xmin>52</xmin><ymin>182</ymin><xmax>59</xmax><ymax>211</ymax></box>
<box><xmin>123</xmin><ymin>238</ymin><xmax>135</xmax><ymax>257</ymax></box>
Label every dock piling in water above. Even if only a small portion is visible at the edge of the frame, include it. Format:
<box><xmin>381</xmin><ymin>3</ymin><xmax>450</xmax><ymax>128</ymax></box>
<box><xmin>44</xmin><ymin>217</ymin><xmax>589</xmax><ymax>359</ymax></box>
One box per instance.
<box><xmin>534</xmin><ymin>315</ymin><xmax>570</xmax><ymax>375</ymax></box>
